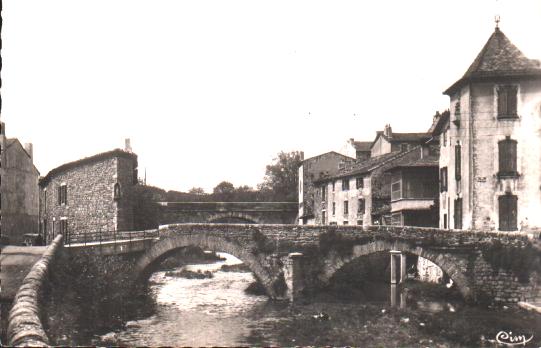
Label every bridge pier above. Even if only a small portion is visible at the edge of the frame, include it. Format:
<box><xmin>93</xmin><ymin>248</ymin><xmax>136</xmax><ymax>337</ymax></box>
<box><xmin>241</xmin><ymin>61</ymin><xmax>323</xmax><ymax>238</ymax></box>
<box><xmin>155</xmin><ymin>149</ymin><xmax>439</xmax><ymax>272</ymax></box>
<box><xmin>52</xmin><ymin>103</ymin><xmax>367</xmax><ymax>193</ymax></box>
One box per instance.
<box><xmin>284</xmin><ymin>252</ymin><xmax>304</xmax><ymax>302</ymax></box>
<box><xmin>389</xmin><ymin>250</ymin><xmax>406</xmax><ymax>284</ymax></box>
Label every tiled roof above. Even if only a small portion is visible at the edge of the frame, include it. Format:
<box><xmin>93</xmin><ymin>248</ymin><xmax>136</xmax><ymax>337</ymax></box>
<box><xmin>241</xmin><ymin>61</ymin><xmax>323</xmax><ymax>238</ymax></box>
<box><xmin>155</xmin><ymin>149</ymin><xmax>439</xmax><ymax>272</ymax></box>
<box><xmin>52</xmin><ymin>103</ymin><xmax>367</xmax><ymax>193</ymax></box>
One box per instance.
<box><xmin>445</xmin><ymin>27</ymin><xmax>541</xmax><ymax>95</ymax></box>
<box><xmin>386</xmin><ymin>155</ymin><xmax>439</xmax><ymax>170</ymax></box>
<box><xmin>40</xmin><ymin>149</ymin><xmax>137</xmax><ymax>186</ymax></box>
<box><xmin>353</xmin><ymin>141</ymin><xmax>372</xmax><ymax>152</ymax></box>
<box><xmin>427</xmin><ymin>111</ymin><xmax>450</xmax><ymax>136</ymax></box>
<box><xmin>314</xmin><ymin>150</ymin><xmax>406</xmax><ymax>183</ymax></box>
<box><xmin>301</xmin><ymin>151</ymin><xmax>354</xmax><ymax>163</ymax></box>
<box><xmin>387</xmin><ymin>133</ymin><xmax>431</xmax><ymax>142</ymax></box>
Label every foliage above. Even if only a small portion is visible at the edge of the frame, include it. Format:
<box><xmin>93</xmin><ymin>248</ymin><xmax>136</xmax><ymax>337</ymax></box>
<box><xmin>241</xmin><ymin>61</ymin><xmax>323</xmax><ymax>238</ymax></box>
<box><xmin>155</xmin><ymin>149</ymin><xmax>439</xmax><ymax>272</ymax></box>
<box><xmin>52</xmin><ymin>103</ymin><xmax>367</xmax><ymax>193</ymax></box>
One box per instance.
<box><xmin>481</xmin><ymin>240</ymin><xmax>541</xmax><ymax>283</ymax></box>
<box><xmin>43</xmin><ymin>250</ymin><xmax>155</xmax><ymax>345</ymax></box>
<box><xmin>251</xmin><ymin>229</ymin><xmax>276</xmax><ymax>254</ymax></box>
<box><xmin>258</xmin><ymin>151</ymin><xmax>303</xmax><ymax>202</ymax></box>
<box><xmin>318</xmin><ymin>229</ymin><xmax>356</xmax><ymax>256</ymax></box>
<box><xmin>188</xmin><ymin>187</ymin><xmax>206</xmax><ymax>195</ymax></box>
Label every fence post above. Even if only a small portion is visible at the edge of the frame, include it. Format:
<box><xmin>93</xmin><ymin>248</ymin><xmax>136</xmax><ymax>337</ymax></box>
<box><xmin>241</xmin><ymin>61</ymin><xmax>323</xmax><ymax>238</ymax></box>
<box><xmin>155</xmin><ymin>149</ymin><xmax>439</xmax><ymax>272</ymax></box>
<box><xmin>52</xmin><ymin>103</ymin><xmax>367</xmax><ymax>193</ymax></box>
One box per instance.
<box><xmin>114</xmin><ymin>228</ymin><xmax>117</xmax><ymax>244</ymax></box>
<box><xmin>99</xmin><ymin>228</ymin><xmax>102</xmax><ymax>246</ymax></box>
<box><xmin>84</xmin><ymin>230</ymin><xmax>87</xmax><ymax>246</ymax></box>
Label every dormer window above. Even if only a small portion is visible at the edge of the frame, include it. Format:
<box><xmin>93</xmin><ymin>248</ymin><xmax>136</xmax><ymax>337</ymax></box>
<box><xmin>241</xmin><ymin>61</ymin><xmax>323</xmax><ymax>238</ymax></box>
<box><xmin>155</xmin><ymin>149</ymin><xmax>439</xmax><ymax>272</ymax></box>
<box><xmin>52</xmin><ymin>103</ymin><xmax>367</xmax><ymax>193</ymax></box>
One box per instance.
<box><xmin>113</xmin><ymin>183</ymin><xmax>121</xmax><ymax>200</ymax></box>
<box><xmin>497</xmin><ymin>85</ymin><xmax>518</xmax><ymax>119</ymax></box>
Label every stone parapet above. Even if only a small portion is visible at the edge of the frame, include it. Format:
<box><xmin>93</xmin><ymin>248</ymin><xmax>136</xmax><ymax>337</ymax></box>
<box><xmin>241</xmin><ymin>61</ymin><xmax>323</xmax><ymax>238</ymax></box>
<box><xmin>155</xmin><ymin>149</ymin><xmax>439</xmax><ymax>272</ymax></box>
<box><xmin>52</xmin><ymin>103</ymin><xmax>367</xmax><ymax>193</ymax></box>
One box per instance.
<box><xmin>7</xmin><ymin>234</ymin><xmax>63</xmax><ymax>347</ymax></box>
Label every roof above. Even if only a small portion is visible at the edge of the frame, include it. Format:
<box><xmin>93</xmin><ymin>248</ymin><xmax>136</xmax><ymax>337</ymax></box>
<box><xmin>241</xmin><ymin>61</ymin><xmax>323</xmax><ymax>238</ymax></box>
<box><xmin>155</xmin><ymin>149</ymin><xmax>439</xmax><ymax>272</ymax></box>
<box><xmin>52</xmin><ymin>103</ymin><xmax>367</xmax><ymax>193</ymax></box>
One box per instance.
<box><xmin>314</xmin><ymin>150</ymin><xmax>406</xmax><ymax>183</ymax></box>
<box><xmin>352</xmin><ymin>141</ymin><xmax>372</xmax><ymax>152</ymax></box>
<box><xmin>386</xmin><ymin>155</ymin><xmax>439</xmax><ymax>170</ymax></box>
<box><xmin>40</xmin><ymin>149</ymin><xmax>137</xmax><ymax>186</ymax></box>
<box><xmin>427</xmin><ymin>111</ymin><xmax>450</xmax><ymax>136</ymax></box>
<box><xmin>301</xmin><ymin>151</ymin><xmax>354</xmax><ymax>164</ymax></box>
<box><xmin>445</xmin><ymin>27</ymin><xmax>541</xmax><ymax>95</ymax></box>
<box><xmin>5</xmin><ymin>138</ymin><xmax>39</xmax><ymax>174</ymax></box>
<box><xmin>370</xmin><ymin>131</ymin><xmax>431</xmax><ymax>149</ymax></box>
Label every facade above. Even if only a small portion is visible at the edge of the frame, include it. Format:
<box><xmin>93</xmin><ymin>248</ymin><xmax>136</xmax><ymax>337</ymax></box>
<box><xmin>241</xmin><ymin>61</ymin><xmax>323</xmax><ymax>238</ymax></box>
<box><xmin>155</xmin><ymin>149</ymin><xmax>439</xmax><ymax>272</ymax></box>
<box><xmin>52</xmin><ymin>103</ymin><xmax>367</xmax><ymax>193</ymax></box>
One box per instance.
<box><xmin>442</xmin><ymin>25</ymin><xmax>541</xmax><ymax>231</ymax></box>
<box><xmin>313</xmin><ymin>149</ymin><xmax>419</xmax><ymax>226</ymax></box>
<box><xmin>39</xmin><ymin>148</ymin><xmax>138</xmax><ymax>243</ymax></box>
<box><xmin>340</xmin><ymin>138</ymin><xmax>372</xmax><ymax>161</ymax></box>
<box><xmin>0</xmin><ymin>121</ymin><xmax>40</xmax><ymax>245</ymax></box>
<box><xmin>386</xmin><ymin>152</ymin><xmax>439</xmax><ymax>227</ymax></box>
<box><xmin>298</xmin><ymin>151</ymin><xmax>354</xmax><ymax>224</ymax></box>
<box><xmin>370</xmin><ymin>125</ymin><xmax>431</xmax><ymax>158</ymax></box>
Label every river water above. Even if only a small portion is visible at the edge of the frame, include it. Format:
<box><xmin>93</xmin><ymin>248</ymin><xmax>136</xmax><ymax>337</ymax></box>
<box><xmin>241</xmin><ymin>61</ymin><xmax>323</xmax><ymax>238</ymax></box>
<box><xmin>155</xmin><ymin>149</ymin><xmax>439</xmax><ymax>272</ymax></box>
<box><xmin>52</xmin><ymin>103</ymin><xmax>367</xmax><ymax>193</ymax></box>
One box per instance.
<box><xmin>103</xmin><ymin>253</ymin><xmax>541</xmax><ymax>347</ymax></box>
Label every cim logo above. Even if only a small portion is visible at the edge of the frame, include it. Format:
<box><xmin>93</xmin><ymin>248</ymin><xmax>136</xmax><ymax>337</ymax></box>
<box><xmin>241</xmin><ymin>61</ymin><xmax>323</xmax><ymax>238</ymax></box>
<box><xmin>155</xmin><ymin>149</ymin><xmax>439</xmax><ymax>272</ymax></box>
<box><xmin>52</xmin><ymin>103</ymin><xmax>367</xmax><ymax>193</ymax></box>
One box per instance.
<box><xmin>495</xmin><ymin>331</ymin><xmax>534</xmax><ymax>346</ymax></box>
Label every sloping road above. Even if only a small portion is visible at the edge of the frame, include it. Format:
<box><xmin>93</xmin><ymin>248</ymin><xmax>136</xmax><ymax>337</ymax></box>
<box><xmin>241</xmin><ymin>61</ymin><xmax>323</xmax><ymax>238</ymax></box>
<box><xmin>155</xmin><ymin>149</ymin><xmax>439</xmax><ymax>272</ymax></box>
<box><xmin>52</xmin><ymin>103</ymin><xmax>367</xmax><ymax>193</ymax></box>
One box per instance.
<box><xmin>0</xmin><ymin>246</ymin><xmax>47</xmax><ymax>301</ymax></box>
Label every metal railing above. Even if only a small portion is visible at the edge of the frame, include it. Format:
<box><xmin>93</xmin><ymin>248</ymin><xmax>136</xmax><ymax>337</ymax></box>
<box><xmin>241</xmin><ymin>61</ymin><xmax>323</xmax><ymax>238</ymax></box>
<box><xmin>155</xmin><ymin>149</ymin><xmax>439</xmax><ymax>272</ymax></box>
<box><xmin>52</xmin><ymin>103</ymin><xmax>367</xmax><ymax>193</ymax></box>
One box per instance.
<box><xmin>56</xmin><ymin>228</ymin><xmax>159</xmax><ymax>246</ymax></box>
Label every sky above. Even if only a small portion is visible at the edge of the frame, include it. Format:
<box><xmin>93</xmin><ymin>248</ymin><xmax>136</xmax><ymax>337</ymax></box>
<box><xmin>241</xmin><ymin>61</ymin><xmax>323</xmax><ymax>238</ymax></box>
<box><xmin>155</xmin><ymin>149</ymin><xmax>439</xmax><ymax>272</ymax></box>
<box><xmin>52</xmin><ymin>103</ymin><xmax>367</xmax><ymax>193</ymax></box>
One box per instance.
<box><xmin>2</xmin><ymin>0</ymin><xmax>541</xmax><ymax>192</ymax></box>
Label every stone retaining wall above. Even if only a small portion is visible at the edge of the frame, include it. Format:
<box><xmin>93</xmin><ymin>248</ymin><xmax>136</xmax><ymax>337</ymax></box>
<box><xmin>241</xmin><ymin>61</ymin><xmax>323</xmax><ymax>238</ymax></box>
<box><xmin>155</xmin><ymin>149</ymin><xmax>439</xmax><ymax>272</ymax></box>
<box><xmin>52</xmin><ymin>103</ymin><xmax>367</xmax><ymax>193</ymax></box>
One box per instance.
<box><xmin>7</xmin><ymin>234</ymin><xmax>63</xmax><ymax>347</ymax></box>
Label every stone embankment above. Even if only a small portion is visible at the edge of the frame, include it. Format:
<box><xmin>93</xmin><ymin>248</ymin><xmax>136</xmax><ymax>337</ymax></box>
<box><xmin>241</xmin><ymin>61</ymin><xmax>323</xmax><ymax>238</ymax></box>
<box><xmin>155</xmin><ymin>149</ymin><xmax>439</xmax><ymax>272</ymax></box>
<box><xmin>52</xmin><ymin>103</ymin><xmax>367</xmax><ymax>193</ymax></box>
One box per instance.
<box><xmin>7</xmin><ymin>234</ymin><xmax>63</xmax><ymax>347</ymax></box>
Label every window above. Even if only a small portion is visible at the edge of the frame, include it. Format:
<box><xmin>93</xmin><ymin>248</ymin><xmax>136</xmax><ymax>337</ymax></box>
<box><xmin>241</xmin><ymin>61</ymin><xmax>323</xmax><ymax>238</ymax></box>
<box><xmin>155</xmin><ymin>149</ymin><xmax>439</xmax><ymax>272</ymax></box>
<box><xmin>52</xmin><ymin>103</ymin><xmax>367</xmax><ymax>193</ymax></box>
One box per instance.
<box><xmin>60</xmin><ymin>219</ymin><xmax>69</xmax><ymax>243</ymax></box>
<box><xmin>443</xmin><ymin>214</ymin><xmax>448</xmax><ymax>229</ymax></box>
<box><xmin>497</xmin><ymin>85</ymin><xmax>518</xmax><ymax>119</ymax></box>
<box><xmin>455</xmin><ymin>144</ymin><xmax>461</xmax><ymax>181</ymax></box>
<box><xmin>440</xmin><ymin>167</ymin><xmax>448</xmax><ymax>192</ymax></box>
<box><xmin>322</xmin><ymin>211</ymin><xmax>326</xmax><ymax>225</ymax></box>
<box><xmin>453</xmin><ymin>101</ymin><xmax>461</xmax><ymax>127</ymax></box>
<box><xmin>454</xmin><ymin>198</ymin><xmax>462</xmax><ymax>229</ymax></box>
<box><xmin>356</xmin><ymin>177</ymin><xmax>363</xmax><ymax>189</ymax></box>
<box><xmin>321</xmin><ymin>185</ymin><xmax>327</xmax><ymax>201</ymax></box>
<box><xmin>442</xmin><ymin>130</ymin><xmax>447</xmax><ymax>146</ymax></box>
<box><xmin>343</xmin><ymin>221</ymin><xmax>349</xmax><ymax>225</ymax></box>
<box><xmin>498</xmin><ymin>137</ymin><xmax>518</xmax><ymax>177</ymax></box>
<box><xmin>499</xmin><ymin>194</ymin><xmax>518</xmax><ymax>231</ymax></box>
<box><xmin>342</xmin><ymin>178</ymin><xmax>349</xmax><ymax>191</ymax></box>
<box><xmin>332</xmin><ymin>181</ymin><xmax>335</xmax><ymax>192</ymax></box>
<box><xmin>400</xmin><ymin>144</ymin><xmax>410</xmax><ymax>152</ymax></box>
<box><xmin>391</xmin><ymin>181</ymin><xmax>401</xmax><ymax>201</ymax></box>
<box><xmin>58</xmin><ymin>184</ymin><xmax>67</xmax><ymax>205</ymax></box>
<box><xmin>344</xmin><ymin>201</ymin><xmax>349</xmax><ymax>215</ymax></box>
<box><xmin>332</xmin><ymin>202</ymin><xmax>336</xmax><ymax>216</ymax></box>
<box><xmin>113</xmin><ymin>183</ymin><xmax>121</xmax><ymax>200</ymax></box>
<box><xmin>357</xmin><ymin>199</ymin><xmax>365</xmax><ymax>215</ymax></box>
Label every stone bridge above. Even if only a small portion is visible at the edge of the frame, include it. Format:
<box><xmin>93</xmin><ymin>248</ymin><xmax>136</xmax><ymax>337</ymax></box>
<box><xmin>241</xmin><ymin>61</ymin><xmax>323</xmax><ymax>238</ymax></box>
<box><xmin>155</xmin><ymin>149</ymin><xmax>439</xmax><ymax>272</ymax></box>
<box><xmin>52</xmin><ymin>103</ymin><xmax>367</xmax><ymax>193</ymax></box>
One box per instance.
<box><xmin>158</xmin><ymin>202</ymin><xmax>298</xmax><ymax>225</ymax></box>
<box><xmin>136</xmin><ymin>224</ymin><xmax>541</xmax><ymax>303</ymax></box>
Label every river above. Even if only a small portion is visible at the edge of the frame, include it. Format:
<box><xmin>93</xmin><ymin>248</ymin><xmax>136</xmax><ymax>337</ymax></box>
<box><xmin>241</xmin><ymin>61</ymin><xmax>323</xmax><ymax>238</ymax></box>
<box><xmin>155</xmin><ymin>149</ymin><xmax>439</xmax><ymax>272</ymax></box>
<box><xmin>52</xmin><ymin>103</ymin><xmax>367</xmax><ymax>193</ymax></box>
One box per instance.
<box><xmin>101</xmin><ymin>253</ymin><xmax>541</xmax><ymax>347</ymax></box>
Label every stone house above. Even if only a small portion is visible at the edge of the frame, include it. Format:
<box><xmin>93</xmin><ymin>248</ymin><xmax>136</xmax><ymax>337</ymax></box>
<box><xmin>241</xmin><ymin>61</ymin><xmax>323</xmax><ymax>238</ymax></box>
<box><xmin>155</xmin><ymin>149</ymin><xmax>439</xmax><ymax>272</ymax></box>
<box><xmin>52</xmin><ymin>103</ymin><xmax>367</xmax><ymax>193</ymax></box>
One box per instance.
<box><xmin>298</xmin><ymin>151</ymin><xmax>354</xmax><ymax>225</ymax></box>
<box><xmin>385</xmin><ymin>149</ymin><xmax>439</xmax><ymax>227</ymax></box>
<box><xmin>442</xmin><ymin>24</ymin><xmax>541</xmax><ymax>231</ymax></box>
<box><xmin>339</xmin><ymin>138</ymin><xmax>372</xmax><ymax>161</ymax></box>
<box><xmin>0</xmin><ymin>121</ymin><xmax>40</xmax><ymax>245</ymax></box>
<box><xmin>370</xmin><ymin>124</ymin><xmax>431</xmax><ymax>157</ymax></box>
<box><xmin>39</xmin><ymin>148</ymin><xmax>138</xmax><ymax>243</ymax></box>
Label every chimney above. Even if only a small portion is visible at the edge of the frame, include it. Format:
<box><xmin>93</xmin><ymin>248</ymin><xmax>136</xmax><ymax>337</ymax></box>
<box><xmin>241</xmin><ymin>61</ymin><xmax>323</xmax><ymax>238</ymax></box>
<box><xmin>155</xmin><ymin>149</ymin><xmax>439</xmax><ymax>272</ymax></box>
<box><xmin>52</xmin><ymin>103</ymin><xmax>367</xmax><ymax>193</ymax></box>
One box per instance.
<box><xmin>24</xmin><ymin>143</ymin><xmax>33</xmax><ymax>161</ymax></box>
<box><xmin>300</xmin><ymin>151</ymin><xmax>304</xmax><ymax>161</ymax></box>
<box><xmin>384</xmin><ymin>124</ymin><xmax>392</xmax><ymax>138</ymax></box>
<box><xmin>125</xmin><ymin>138</ymin><xmax>132</xmax><ymax>153</ymax></box>
<box><xmin>0</xmin><ymin>122</ymin><xmax>5</xmax><ymax>135</ymax></box>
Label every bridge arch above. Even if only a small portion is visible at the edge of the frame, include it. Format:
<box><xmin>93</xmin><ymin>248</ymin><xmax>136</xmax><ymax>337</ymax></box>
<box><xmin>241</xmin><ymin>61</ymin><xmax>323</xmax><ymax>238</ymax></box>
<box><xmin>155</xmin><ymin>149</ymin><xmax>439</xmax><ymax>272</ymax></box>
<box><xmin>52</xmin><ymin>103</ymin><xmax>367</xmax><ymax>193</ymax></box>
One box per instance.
<box><xmin>320</xmin><ymin>240</ymin><xmax>473</xmax><ymax>300</ymax></box>
<box><xmin>207</xmin><ymin>212</ymin><xmax>260</xmax><ymax>224</ymax></box>
<box><xmin>135</xmin><ymin>227</ymin><xmax>281</xmax><ymax>298</ymax></box>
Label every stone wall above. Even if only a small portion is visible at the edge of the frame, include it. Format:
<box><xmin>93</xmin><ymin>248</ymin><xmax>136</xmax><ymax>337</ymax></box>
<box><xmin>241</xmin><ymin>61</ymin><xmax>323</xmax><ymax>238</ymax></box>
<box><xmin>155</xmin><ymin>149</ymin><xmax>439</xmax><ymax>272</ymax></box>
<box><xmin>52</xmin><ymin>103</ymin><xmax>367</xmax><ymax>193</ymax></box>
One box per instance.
<box><xmin>140</xmin><ymin>223</ymin><xmax>540</xmax><ymax>303</ymax></box>
<box><xmin>40</xmin><ymin>151</ymin><xmax>137</xmax><ymax>242</ymax></box>
<box><xmin>1</xmin><ymin>139</ymin><xmax>39</xmax><ymax>245</ymax></box>
<box><xmin>7</xmin><ymin>234</ymin><xmax>63</xmax><ymax>346</ymax></box>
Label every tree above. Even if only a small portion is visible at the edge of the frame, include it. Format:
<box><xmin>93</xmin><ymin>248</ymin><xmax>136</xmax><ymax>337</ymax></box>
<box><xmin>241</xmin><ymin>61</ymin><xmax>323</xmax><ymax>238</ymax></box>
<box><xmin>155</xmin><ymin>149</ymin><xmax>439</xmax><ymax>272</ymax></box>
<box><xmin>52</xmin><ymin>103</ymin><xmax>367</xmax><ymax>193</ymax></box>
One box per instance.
<box><xmin>188</xmin><ymin>187</ymin><xmax>206</xmax><ymax>195</ymax></box>
<box><xmin>213</xmin><ymin>181</ymin><xmax>236</xmax><ymax>201</ymax></box>
<box><xmin>258</xmin><ymin>151</ymin><xmax>303</xmax><ymax>202</ymax></box>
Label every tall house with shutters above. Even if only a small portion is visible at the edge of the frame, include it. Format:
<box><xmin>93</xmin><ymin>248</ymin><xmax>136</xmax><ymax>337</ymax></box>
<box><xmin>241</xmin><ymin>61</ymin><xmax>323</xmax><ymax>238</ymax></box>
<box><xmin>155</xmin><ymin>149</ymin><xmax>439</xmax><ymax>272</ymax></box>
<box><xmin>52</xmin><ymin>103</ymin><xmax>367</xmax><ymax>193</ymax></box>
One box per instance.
<box><xmin>441</xmin><ymin>24</ymin><xmax>541</xmax><ymax>231</ymax></box>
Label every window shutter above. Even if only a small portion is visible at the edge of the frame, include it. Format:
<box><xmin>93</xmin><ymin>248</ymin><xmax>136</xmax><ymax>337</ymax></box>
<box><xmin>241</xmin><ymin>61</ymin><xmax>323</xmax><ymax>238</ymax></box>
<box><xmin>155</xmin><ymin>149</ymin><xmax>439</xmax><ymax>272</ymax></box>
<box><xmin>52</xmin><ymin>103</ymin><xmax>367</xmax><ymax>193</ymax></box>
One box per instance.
<box><xmin>509</xmin><ymin>140</ymin><xmax>517</xmax><ymax>173</ymax></box>
<box><xmin>498</xmin><ymin>88</ymin><xmax>508</xmax><ymax>116</ymax></box>
<box><xmin>508</xmin><ymin>86</ymin><xmax>517</xmax><ymax>116</ymax></box>
<box><xmin>58</xmin><ymin>186</ymin><xmax>62</xmax><ymax>205</ymax></box>
<box><xmin>455</xmin><ymin>145</ymin><xmax>461</xmax><ymax>181</ymax></box>
<box><xmin>64</xmin><ymin>186</ymin><xmax>67</xmax><ymax>205</ymax></box>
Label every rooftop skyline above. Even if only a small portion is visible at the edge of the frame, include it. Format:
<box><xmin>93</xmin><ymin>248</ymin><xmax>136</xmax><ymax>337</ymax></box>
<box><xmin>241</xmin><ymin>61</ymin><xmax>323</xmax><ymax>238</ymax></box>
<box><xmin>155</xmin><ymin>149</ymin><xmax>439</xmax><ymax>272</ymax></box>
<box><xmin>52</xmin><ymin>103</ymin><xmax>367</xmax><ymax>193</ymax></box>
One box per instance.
<box><xmin>3</xmin><ymin>0</ymin><xmax>541</xmax><ymax>192</ymax></box>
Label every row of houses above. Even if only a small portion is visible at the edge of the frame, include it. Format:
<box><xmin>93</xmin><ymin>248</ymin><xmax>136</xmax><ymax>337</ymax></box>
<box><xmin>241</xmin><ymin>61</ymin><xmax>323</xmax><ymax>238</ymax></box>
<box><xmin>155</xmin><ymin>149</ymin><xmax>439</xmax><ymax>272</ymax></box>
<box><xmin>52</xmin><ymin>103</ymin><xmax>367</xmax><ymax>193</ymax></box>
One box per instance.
<box><xmin>299</xmin><ymin>24</ymin><xmax>541</xmax><ymax>232</ymax></box>
<box><xmin>0</xmin><ymin>120</ymin><xmax>138</xmax><ymax>245</ymax></box>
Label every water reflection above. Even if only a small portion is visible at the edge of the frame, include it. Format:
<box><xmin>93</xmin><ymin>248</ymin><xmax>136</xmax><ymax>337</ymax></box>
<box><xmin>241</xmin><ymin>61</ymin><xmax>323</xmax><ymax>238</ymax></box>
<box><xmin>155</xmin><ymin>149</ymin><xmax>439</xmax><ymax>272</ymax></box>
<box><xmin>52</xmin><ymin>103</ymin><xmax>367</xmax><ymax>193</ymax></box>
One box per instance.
<box><xmin>106</xmin><ymin>253</ymin><xmax>485</xmax><ymax>346</ymax></box>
